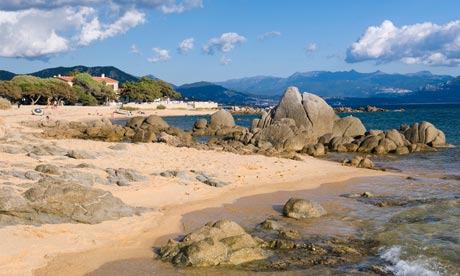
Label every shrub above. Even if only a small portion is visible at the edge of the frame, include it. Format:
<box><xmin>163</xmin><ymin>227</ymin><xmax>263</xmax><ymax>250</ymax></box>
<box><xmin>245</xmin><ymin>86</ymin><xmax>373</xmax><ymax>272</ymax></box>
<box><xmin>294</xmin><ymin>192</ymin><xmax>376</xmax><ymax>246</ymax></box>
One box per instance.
<box><xmin>0</xmin><ymin>97</ymin><xmax>12</xmax><ymax>110</ymax></box>
<box><xmin>157</xmin><ymin>104</ymin><xmax>166</xmax><ymax>110</ymax></box>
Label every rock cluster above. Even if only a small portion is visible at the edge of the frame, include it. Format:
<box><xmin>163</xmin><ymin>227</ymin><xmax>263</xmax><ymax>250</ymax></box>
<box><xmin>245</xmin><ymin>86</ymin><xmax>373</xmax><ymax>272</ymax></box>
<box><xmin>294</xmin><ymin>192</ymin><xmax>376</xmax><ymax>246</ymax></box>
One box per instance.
<box><xmin>227</xmin><ymin>86</ymin><xmax>448</xmax><ymax>157</ymax></box>
<box><xmin>230</xmin><ymin>106</ymin><xmax>266</xmax><ymax>114</ymax></box>
<box><xmin>159</xmin><ymin>220</ymin><xmax>266</xmax><ymax>266</ymax></box>
<box><xmin>334</xmin><ymin>106</ymin><xmax>388</xmax><ymax>113</ymax></box>
<box><xmin>192</xmin><ymin>109</ymin><xmax>247</xmax><ymax>137</ymax></box>
<box><xmin>40</xmin><ymin>116</ymin><xmax>194</xmax><ymax>146</ymax></box>
<box><xmin>282</xmin><ymin>198</ymin><xmax>327</xmax><ymax>219</ymax></box>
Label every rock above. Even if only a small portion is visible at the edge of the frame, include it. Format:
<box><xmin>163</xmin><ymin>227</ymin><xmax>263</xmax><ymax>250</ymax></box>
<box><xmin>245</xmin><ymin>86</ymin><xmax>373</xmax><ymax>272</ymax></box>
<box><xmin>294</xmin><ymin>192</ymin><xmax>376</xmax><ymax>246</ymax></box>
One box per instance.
<box><xmin>282</xmin><ymin>198</ymin><xmax>327</xmax><ymax>219</ymax></box>
<box><xmin>142</xmin><ymin>115</ymin><xmax>169</xmax><ymax>129</ymax></box>
<box><xmin>259</xmin><ymin>219</ymin><xmax>281</xmax><ymax>230</ymax></box>
<box><xmin>158</xmin><ymin>132</ymin><xmax>180</xmax><ymax>146</ymax></box>
<box><xmin>210</xmin><ymin>110</ymin><xmax>235</xmax><ymax>129</ymax></box>
<box><xmin>395</xmin><ymin>146</ymin><xmax>410</xmax><ymax>155</ymax></box>
<box><xmin>351</xmin><ymin>156</ymin><xmax>374</xmax><ymax>169</ymax></box>
<box><xmin>108</xmin><ymin>143</ymin><xmax>128</xmax><ymax>151</ymax></box>
<box><xmin>194</xmin><ymin>119</ymin><xmax>208</xmax><ymax>130</ymax></box>
<box><xmin>106</xmin><ymin>168</ymin><xmax>148</xmax><ymax>185</ymax></box>
<box><xmin>24</xmin><ymin>171</ymin><xmax>41</xmax><ymax>180</ymax></box>
<box><xmin>25</xmin><ymin>144</ymin><xmax>67</xmax><ymax>156</ymax></box>
<box><xmin>66</xmin><ymin>150</ymin><xmax>95</xmax><ymax>159</ymax></box>
<box><xmin>125</xmin><ymin>116</ymin><xmax>145</xmax><ymax>129</ymax></box>
<box><xmin>404</xmin><ymin>121</ymin><xmax>446</xmax><ymax>146</ymax></box>
<box><xmin>159</xmin><ymin>220</ymin><xmax>266</xmax><ymax>267</ymax></box>
<box><xmin>195</xmin><ymin>173</ymin><xmax>226</xmax><ymax>187</ymax></box>
<box><xmin>329</xmin><ymin>136</ymin><xmax>354</xmax><ymax>151</ymax></box>
<box><xmin>332</xmin><ymin>116</ymin><xmax>366</xmax><ymax>138</ymax></box>
<box><xmin>0</xmin><ymin>178</ymin><xmax>136</xmax><ymax>226</ymax></box>
<box><xmin>132</xmin><ymin>129</ymin><xmax>157</xmax><ymax>143</ymax></box>
<box><xmin>304</xmin><ymin>143</ymin><xmax>326</xmax><ymax>157</ymax></box>
<box><xmin>35</xmin><ymin>164</ymin><xmax>61</xmax><ymax>175</ymax></box>
<box><xmin>357</xmin><ymin>135</ymin><xmax>381</xmax><ymax>153</ymax></box>
<box><xmin>274</xmin><ymin>87</ymin><xmax>336</xmax><ymax>141</ymax></box>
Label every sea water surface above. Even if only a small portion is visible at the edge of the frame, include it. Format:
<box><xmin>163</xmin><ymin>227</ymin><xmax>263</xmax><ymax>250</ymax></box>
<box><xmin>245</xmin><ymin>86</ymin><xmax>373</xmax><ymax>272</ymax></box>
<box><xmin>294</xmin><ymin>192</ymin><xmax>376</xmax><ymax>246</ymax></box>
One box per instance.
<box><xmin>102</xmin><ymin>104</ymin><xmax>460</xmax><ymax>276</ymax></box>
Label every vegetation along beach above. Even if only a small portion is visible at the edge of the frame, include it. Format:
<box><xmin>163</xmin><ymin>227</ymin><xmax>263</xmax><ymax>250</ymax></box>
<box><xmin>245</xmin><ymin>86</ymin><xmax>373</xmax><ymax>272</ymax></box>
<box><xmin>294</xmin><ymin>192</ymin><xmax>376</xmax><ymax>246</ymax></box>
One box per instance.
<box><xmin>1</xmin><ymin>1</ymin><xmax>460</xmax><ymax>276</ymax></box>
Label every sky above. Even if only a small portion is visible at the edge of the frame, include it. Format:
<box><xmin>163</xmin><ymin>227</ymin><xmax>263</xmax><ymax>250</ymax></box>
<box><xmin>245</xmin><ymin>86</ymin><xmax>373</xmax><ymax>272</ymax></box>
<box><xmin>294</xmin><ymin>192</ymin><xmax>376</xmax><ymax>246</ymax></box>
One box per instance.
<box><xmin>1</xmin><ymin>0</ymin><xmax>460</xmax><ymax>85</ymax></box>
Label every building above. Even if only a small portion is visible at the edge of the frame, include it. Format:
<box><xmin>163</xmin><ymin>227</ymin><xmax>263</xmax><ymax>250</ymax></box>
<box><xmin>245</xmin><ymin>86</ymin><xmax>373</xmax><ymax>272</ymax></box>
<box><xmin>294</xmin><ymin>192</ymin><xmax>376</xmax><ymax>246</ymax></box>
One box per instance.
<box><xmin>55</xmin><ymin>74</ymin><xmax>119</xmax><ymax>93</ymax></box>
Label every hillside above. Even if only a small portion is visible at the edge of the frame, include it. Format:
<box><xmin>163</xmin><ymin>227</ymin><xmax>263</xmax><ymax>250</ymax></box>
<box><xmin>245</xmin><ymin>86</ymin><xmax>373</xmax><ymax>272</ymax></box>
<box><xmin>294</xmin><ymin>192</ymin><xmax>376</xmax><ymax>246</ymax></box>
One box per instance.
<box><xmin>176</xmin><ymin>82</ymin><xmax>265</xmax><ymax>105</ymax></box>
<box><xmin>0</xmin><ymin>70</ymin><xmax>16</xmax><ymax>81</ymax></box>
<box><xmin>30</xmin><ymin>66</ymin><xmax>140</xmax><ymax>84</ymax></box>
<box><xmin>217</xmin><ymin>70</ymin><xmax>453</xmax><ymax>97</ymax></box>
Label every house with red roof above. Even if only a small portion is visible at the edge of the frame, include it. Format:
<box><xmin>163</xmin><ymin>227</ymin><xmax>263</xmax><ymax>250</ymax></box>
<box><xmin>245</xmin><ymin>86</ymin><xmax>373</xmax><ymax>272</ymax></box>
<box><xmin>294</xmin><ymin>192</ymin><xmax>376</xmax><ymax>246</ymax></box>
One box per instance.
<box><xmin>55</xmin><ymin>74</ymin><xmax>119</xmax><ymax>93</ymax></box>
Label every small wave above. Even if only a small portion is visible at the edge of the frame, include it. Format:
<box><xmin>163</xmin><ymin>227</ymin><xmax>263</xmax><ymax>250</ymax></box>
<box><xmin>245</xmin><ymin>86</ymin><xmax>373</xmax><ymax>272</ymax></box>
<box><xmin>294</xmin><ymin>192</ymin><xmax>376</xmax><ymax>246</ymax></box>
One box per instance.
<box><xmin>381</xmin><ymin>246</ymin><xmax>442</xmax><ymax>276</ymax></box>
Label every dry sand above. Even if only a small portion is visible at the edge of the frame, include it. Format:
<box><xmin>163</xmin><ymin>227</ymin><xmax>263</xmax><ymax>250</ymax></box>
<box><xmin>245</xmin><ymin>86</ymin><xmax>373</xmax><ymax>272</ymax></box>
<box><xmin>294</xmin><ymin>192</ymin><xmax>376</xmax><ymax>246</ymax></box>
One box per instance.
<box><xmin>0</xmin><ymin>106</ymin><xmax>391</xmax><ymax>276</ymax></box>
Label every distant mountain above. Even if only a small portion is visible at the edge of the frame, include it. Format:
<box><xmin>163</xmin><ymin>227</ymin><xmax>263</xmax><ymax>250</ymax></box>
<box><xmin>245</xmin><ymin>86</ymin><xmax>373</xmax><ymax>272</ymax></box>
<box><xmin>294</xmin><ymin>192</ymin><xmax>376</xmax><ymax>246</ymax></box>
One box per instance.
<box><xmin>141</xmin><ymin>74</ymin><xmax>160</xmax><ymax>81</ymax></box>
<box><xmin>0</xmin><ymin>70</ymin><xmax>16</xmax><ymax>81</ymax></box>
<box><xmin>217</xmin><ymin>70</ymin><xmax>453</xmax><ymax>98</ymax></box>
<box><xmin>30</xmin><ymin>66</ymin><xmax>139</xmax><ymax>84</ymax></box>
<box><xmin>176</xmin><ymin>81</ymin><xmax>268</xmax><ymax>105</ymax></box>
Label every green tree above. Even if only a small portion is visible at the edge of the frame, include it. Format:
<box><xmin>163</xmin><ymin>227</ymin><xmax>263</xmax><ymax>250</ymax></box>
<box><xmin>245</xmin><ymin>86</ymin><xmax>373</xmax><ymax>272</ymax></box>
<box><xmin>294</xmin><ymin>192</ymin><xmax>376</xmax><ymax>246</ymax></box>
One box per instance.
<box><xmin>72</xmin><ymin>73</ymin><xmax>116</xmax><ymax>105</ymax></box>
<box><xmin>0</xmin><ymin>81</ymin><xmax>22</xmax><ymax>102</ymax></box>
<box><xmin>121</xmin><ymin>77</ymin><xmax>180</xmax><ymax>102</ymax></box>
<box><xmin>47</xmin><ymin>78</ymin><xmax>78</xmax><ymax>104</ymax></box>
<box><xmin>12</xmin><ymin>75</ymin><xmax>51</xmax><ymax>104</ymax></box>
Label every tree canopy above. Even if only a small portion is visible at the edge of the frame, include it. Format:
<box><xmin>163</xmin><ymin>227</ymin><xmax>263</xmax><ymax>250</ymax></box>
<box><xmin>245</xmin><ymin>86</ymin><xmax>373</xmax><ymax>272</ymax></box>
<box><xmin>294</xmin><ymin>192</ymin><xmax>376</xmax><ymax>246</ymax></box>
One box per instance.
<box><xmin>72</xmin><ymin>73</ymin><xmax>116</xmax><ymax>105</ymax></box>
<box><xmin>121</xmin><ymin>77</ymin><xmax>180</xmax><ymax>102</ymax></box>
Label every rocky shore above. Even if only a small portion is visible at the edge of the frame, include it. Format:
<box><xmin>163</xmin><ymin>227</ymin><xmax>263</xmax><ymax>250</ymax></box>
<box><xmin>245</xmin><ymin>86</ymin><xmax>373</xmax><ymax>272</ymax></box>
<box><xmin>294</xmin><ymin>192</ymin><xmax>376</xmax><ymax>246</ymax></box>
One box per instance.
<box><xmin>334</xmin><ymin>105</ymin><xmax>389</xmax><ymax>113</ymax></box>
<box><xmin>0</xmin><ymin>86</ymin><xmax>452</xmax><ymax>276</ymax></box>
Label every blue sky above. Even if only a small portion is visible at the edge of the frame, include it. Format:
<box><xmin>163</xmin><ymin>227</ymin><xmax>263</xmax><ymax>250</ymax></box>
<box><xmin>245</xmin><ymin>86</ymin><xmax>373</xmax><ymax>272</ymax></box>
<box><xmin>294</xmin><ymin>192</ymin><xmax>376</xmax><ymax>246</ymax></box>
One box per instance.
<box><xmin>1</xmin><ymin>0</ymin><xmax>460</xmax><ymax>85</ymax></box>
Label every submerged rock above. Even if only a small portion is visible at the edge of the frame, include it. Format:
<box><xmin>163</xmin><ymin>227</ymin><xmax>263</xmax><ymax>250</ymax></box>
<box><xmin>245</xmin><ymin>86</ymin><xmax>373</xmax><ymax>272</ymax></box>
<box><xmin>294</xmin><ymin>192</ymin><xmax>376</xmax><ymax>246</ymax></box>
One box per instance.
<box><xmin>159</xmin><ymin>220</ymin><xmax>267</xmax><ymax>267</ymax></box>
<box><xmin>282</xmin><ymin>198</ymin><xmax>327</xmax><ymax>219</ymax></box>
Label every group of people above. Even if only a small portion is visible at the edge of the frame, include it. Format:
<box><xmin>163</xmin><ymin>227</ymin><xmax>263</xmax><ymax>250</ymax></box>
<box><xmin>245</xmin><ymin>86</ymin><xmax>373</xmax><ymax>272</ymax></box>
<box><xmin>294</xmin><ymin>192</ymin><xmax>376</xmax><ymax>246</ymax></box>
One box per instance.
<box><xmin>47</xmin><ymin>99</ymin><xmax>64</xmax><ymax>109</ymax></box>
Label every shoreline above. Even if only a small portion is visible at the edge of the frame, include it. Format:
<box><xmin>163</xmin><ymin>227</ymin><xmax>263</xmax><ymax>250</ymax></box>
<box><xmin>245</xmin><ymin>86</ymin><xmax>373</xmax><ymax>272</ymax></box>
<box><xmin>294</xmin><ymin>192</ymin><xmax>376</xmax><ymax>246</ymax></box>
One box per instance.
<box><xmin>0</xmin><ymin>106</ymin><xmax>393</xmax><ymax>276</ymax></box>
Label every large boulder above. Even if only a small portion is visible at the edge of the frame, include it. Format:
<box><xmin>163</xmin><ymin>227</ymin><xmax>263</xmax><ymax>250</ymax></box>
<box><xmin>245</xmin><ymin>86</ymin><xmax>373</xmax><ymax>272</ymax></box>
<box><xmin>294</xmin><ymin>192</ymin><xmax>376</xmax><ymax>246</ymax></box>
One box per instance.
<box><xmin>273</xmin><ymin>87</ymin><xmax>336</xmax><ymax>141</ymax></box>
<box><xmin>404</xmin><ymin>121</ymin><xmax>446</xmax><ymax>146</ymax></box>
<box><xmin>210</xmin><ymin>110</ymin><xmax>235</xmax><ymax>129</ymax></box>
<box><xmin>142</xmin><ymin>115</ymin><xmax>169</xmax><ymax>129</ymax></box>
<box><xmin>159</xmin><ymin>220</ymin><xmax>266</xmax><ymax>267</ymax></box>
<box><xmin>282</xmin><ymin>198</ymin><xmax>327</xmax><ymax>219</ymax></box>
<box><xmin>0</xmin><ymin>178</ymin><xmax>136</xmax><ymax>226</ymax></box>
<box><xmin>332</xmin><ymin>116</ymin><xmax>366</xmax><ymax>138</ymax></box>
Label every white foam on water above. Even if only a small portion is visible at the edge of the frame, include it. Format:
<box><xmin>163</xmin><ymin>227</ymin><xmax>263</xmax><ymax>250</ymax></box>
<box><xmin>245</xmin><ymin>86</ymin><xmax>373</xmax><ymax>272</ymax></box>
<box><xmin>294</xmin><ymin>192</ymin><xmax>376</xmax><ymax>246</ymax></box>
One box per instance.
<box><xmin>381</xmin><ymin>246</ymin><xmax>441</xmax><ymax>276</ymax></box>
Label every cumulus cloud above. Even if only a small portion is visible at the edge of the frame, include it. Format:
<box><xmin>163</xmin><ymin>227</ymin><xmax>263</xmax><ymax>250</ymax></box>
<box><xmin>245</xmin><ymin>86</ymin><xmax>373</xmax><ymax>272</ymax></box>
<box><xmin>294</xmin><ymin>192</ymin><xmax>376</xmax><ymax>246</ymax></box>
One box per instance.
<box><xmin>177</xmin><ymin>38</ymin><xmax>194</xmax><ymax>54</ymax></box>
<box><xmin>305</xmin><ymin>43</ymin><xmax>318</xmax><ymax>52</ymax></box>
<box><xmin>220</xmin><ymin>55</ymin><xmax>231</xmax><ymax>65</ymax></box>
<box><xmin>0</xmin><ymin>0</ymin><xmax>202</xmax><ymax>59</ymax></box>
<box><xmin>147</xmin><ymin>47</ymin><xmax>171</xmax><ymax>63</ymax></box>
<box><xmin>202</xmin><ymin>32</ymin><xmax>246</xmax><ymax>55</ymax></box>
<box><xmin>346</xmin><ymin>20</ymin><xmax>460</xmax><ymax>66</ymax></box>
<box><xmin>130</xmin><ymin>44</ymin><xmax>142</xmax><ymax>55</ymax></box>
<box><xmin>257</xmin><ymin>31</ymin><xmax>281</xmax><ymax>41</ymax></box>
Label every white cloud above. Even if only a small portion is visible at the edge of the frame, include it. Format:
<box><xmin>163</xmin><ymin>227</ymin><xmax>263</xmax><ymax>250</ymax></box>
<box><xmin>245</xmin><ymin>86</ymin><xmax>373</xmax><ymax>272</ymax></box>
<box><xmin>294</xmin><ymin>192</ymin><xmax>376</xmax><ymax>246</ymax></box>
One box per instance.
<box><xmin>0</xmin><ymin>1</ymin><xmax>202</xmax><ymax>59</ymax></box>
<box><xmin>177</xmin><ymin>37</ymin><xmax>194</xmax><ymax>54</ymax></box>
<box><xmin>130</xmin><ymin>44</ymin><xmax>142</xmax><ymax>55</ymax></box>
<box><xmin>203</xmin><ymin>32</ymin><xmax>246</xmax><ymax>55</ymax></box>
<box><xmin>346</xmin><ymin>20</ymin><xmax>460</xmax><ymax>66</ymax></box>
<box><xmin>220</xmin><ymin>55</ymin><xmax>231</xmax><ymax>65</ymax></box>
<box><xmin>147</xmin><ymin>47</ymin><xmax>171</xmax><ymax>63</ymax></box>
<box><xmin>0</xmin><ymin>6</ymin><xmax>145</xmax><ymax>58</ymax></box>
<box><xmin>0</xmin><ymin>1</ymin><xmax>203</xmax><ymax>14</ymax></box>
<box><xmin>305</xmin><ymin>43</ymin><xmax>318</xmax><ymax>52</ymax></box>
<box><xmin>257</xmin><ymin>31</ymin><xmax>281</xmax><ymax>41</ymax></box>
<box><xmin>78</xmin><ymin>9</ymin><xmax>145</xmax><ymax>45</ymax></box>
<box><xmin>161</xmin><ymin>0</ymin><xmax>203</xmax><ymax>14</ymax></box>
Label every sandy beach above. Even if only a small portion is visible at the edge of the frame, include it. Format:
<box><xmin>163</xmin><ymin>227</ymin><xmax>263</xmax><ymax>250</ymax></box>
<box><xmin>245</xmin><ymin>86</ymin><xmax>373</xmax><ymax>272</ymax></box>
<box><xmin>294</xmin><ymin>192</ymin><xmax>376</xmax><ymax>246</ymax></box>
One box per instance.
<box><xmin>0</xmin><ymin>106</ymin><xmax>391</xmax><ymax>276</ymax></box>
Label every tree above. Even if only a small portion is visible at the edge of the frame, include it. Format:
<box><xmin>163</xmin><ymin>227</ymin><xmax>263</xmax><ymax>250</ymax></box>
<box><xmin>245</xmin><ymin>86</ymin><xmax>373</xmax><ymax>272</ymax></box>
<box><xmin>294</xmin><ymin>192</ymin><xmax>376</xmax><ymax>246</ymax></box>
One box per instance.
<box><xmin>121</xmin><ymin>77</ymin><xmax>180</xmax><ymax>102</ymax></box>
<box><xmin>47</xmin><ymin>78</ymin><xmax>78</xmax><ymax>104</ymax></box>
<box><xmin>0</xmin><ymin>81</ymin><xmax>22</xmax><ymax>101</ymax></box>
<box><xmin>72</xmin><ymin>73</ymin><xmax>116</xmax><ymax>105</ymax></box>
<box><xmin>12</xmin><ymin>75</ymin><xmax>51</xmax><ymax>105</ymax></box>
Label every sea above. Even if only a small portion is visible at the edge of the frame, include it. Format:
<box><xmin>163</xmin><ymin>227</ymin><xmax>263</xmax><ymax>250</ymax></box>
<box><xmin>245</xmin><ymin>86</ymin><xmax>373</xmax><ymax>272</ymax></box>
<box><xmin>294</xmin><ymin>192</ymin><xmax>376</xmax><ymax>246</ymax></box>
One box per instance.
<box><xmin>102</xmin><ymin>104</ymin><xmax>460</xmax><ymax>276</ymax></box>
